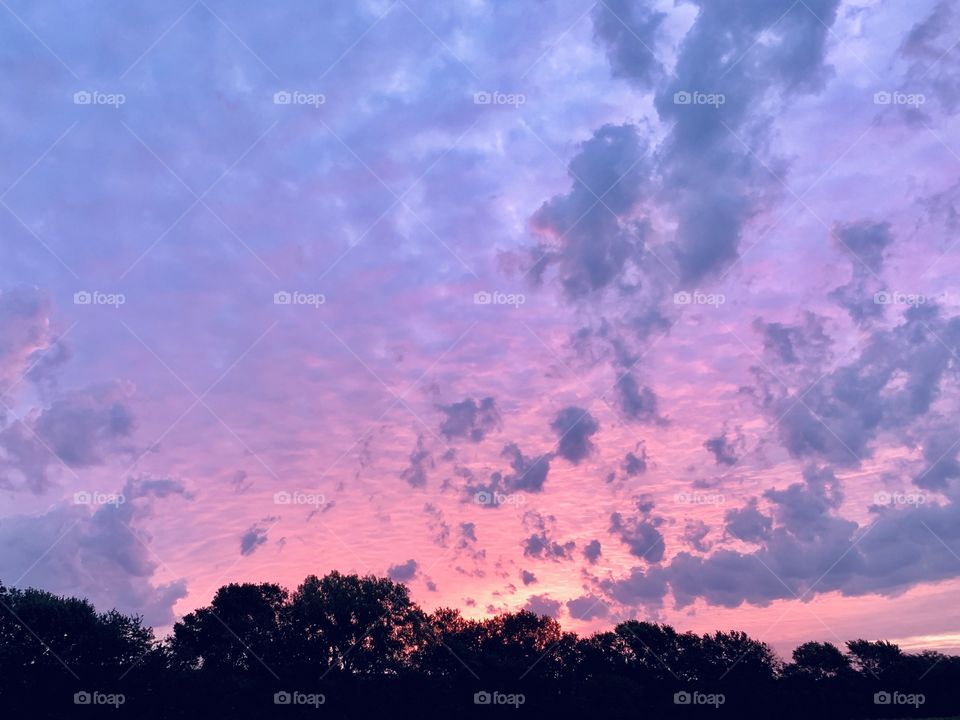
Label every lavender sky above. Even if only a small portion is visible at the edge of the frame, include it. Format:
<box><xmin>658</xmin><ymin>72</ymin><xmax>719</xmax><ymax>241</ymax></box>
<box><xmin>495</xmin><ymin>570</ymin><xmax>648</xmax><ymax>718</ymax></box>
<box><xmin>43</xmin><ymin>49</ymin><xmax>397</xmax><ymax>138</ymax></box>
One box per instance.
<box><xmin>1</xmin><ymin>0</ymin><xmax>960</xmax><ymax>656</ymax></box>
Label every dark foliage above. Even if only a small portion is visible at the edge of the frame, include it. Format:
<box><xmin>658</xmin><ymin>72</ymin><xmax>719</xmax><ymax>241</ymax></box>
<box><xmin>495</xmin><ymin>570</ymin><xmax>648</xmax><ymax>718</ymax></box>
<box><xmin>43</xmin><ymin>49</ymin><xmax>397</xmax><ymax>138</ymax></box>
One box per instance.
<box><xmin>0</xmin><ymin>575</ymin><xmax>955</xmax><ymax>718</ymax></box>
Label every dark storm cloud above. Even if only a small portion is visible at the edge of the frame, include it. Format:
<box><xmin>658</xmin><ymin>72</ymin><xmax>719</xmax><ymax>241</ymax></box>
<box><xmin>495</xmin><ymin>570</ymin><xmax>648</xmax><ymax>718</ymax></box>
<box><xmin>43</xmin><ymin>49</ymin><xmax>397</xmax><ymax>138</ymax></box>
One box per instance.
<box><xmin>437</xmin><ymin>396</ymin><xmax>501</xmax><ymax>442</ymax></box>
<box><xmin>550</xmin><ymin>406</ymin><xmax>599</xmax><ymax>464</ymax></box>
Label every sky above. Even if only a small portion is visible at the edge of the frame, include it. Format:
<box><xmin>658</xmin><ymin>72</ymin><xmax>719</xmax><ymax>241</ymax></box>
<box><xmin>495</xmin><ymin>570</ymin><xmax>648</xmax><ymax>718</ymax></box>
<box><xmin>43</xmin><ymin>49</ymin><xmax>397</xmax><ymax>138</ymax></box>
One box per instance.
<box><xmin>1</xmin><ymin>0</ymin><xmax>960</xmax><ymax>658</ymax></box>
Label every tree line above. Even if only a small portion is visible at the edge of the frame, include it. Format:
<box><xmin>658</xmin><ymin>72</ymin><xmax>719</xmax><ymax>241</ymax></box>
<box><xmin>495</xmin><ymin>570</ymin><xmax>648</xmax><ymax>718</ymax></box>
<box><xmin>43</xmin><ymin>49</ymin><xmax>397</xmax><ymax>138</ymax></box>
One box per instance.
<box><xmin>0</xmin><ymin>571</ymin><xmax>954</xmax><ymax>718</ymax></box>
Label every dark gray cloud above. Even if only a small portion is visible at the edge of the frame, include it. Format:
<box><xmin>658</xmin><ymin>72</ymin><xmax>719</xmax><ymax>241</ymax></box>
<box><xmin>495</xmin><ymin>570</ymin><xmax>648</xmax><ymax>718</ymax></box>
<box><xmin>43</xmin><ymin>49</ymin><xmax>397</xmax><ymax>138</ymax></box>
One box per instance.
<box><xmin>0</xmin><ymin>285</ymin><xmax>56</xmax><ymax>391</ymax></box>
<box><xmin>828</xmin><ymin>220</ymin><xmax>894</xmax><ymax>326</ymax></box>
<box><xmin>703</xmin><ymin>428</ymin><xmax>743</xmax><ymax>466</ymax></box>
<box><xmin>756</xmin><ymin>305</ymin><xmax>960</xmax><ymax>467</ymax></box>
<box><xmin>725</xmin><ymin>498</ymin><xmax>773</xmax><ymax>543</ymax></box>
<box><xmin>682</xmin><ymin>519</ymin><xmax>712</xmax><ymax>552</ymax></box>
<box><xmin>614</xmin><ymin>373</ymin><xmax>661</xmax><ymax>423</ymax></box>
<box><xmin>522</xmin><ymin>510</ymin><xmax>576</xmax><ymax>561</ymax></box>
<box><xmin>833</xmin><ymin>220</ymin><xmax>894</xmax><ymax>272</ymax></box>
<box><xmin>622</xmin><ymin>446</ymin><xmax>648</xmax><ymax>476</ymax></box>
<box><xmin>400</xmin><ymin>434</ymin><xmax>433</xmax><ymax>488</ymax></box>
<box><xmin>752</xmin><ymin>312</ymin><xmax>832</xmax><ymax>366</ymax></box>
<box><xmin>524</xmin><ymin>593</ymin><xmax>561</xmax><ymax>617</ymax></box>
<box><xmin>437</xmin><ymin>396</ymin><xmax>501</xmax><ymax>442</ymax></box>
<box><xmin>599</xmin><ymin>565</ymin><xmax>668</xmax><ymax>608</ymax></box>
<box><xmin>387</xmin><ymin>558</ymin><xmax>419</xmax><ymax>582</ymax></box>
<box><xmin>583</xmin><ymin>538</ymin><xmax>602</xmax><ymax>564</ymax></box>
<box><xmin>609</xmin><ymin>510</ymin><xmax>665</xmax><ymax>563</ymax></box>
<box><xmin>527</xmin><ymin>124</ymin><xmax>651</xmax><ymax>300</ymax></box>
<box><xmin>566</xmin><ymin>594</ymin><xmax>610</xmax><ymax>620</ymax></box>
<box><xmin>0</xmin><ymin>381</ymin><xmax>136</xmax><ymax>493</ymax></box>
<box><xmin>550</xmin><ymin>406</ymin><xmax>599</xmax><ymax>464</ymax></box>
<box><xmin>0</xmin><ymin>475</ymin><xmax>190</xmax><ymax>626</ymax></box>
<box><xmin>521</xmin><ymin>569</ymin><xmax>537</xmax><ymax>585</ymax></box>
<box><xmin>900</xmin><ymin>0</ymin><xmax>960</xmax><ymax>115</ymax></box>
<box><xmin>240</xmin><ymin>524</ymin><xmax>269</xmax><ymax>556</ymax></box>
<box><xmin>592</xmin><ymin>0</ymin><xmax>665</xmax><ymax>87</ymax></box>
<box><xmin>500</xmin><ymin>442</ymin><xmax>552</xmax><ymax>492</ymax></box>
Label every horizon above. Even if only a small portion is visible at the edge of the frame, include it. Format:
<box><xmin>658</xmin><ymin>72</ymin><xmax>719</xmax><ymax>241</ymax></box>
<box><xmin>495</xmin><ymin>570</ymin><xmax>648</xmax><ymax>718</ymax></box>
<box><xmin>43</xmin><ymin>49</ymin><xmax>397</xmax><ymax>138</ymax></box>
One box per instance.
<box><xmin>2</xmin><ymin>0</ymin><xmax>960</xmax><ymax>686</ymax></box>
